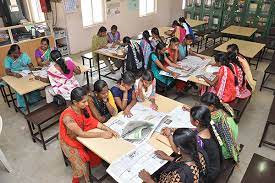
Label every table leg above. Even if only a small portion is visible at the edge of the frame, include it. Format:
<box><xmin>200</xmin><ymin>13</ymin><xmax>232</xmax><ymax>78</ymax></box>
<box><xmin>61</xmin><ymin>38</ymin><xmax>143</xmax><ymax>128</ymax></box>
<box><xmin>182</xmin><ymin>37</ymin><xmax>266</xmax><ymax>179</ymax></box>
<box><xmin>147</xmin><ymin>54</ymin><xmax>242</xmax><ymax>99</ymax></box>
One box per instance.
<box><xmin>7</xmin><ymin>85</ymin><xmax>17</xmax><ymax>112</ymax></box>
<box><xmin>23</xmin><ymin>94</ymin><xmax>30</xmax><ymax>114</ymax></box>
<box><xmin>86</xmin><ymin>71</ymin><xmax>90</xmax><ymax>87</ymax></box>
<box><xmin>256</xmin><ymin>49</ymin><xmax>263</xmax><ymax>70</ymax></box>
<box><xmin>81</xmin><ymin>56</ymin><xmax>85</xmax><ymax>65</ymax></box>
<box><xmin>97</xmin><ymin>55</ymin><xmax>101</xmax><ymax>80</ymax></box>
<box><xmin>89</xmin><ymin>58</ymin><xmax>92</xmax><ymax>77</ymax></box>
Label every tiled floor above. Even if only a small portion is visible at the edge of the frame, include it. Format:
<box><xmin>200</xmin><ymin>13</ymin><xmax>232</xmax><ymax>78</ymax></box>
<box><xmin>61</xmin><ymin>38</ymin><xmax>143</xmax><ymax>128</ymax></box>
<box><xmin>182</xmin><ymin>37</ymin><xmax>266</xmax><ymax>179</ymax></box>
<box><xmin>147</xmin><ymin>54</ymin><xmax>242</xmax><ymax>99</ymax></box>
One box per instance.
<box><xmin>0</xmin><ymin>48</ymin><xmax>275</xmax><ymax>183</ymax></box>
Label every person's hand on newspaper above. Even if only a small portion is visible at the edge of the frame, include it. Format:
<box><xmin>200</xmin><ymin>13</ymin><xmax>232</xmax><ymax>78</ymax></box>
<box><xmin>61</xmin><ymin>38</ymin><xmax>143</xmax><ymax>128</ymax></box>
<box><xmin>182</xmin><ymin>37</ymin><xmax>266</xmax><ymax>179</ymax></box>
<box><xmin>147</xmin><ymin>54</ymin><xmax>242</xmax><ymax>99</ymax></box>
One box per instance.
<box><xmin>171</xmin><ymin>72</ymin><xmax>179</xmax><ymax>79</ymax></box>
<box><xmin>150</xmin><ymin>103</ymin><xmax>158</xmax><ymax>111</ymax></box>
<box><xmin>138</xmin><ymin>169</ymin><xmax>154</xmax><ymax>183</ymax></box>
<box><xmin>182</xmin><ymin>104</ymin><xmax>191</xmax><ymax>112</ymax></box>
<box><xmin>161</xmin><ymin>127</ymin><xmax>172</xmax><ymax>138</ymax></box>
<box><xmin>100</xmin><ymin>131</ymin><xmax>113</xmax><ymax>139</ymax></box>
<box><xmin>155</xmin><ymin>150</ymin><xmax>173</xmax><ymax>161</ymax></box>
<box><xmin>109</xmin><ymin>129</ymin><xmax>120</xmax><ymax>138</ymax></box>
<box><xmin>123</xmin><ymin>108</ymin><xmax>133</xmax><ymax>118</ymax></box>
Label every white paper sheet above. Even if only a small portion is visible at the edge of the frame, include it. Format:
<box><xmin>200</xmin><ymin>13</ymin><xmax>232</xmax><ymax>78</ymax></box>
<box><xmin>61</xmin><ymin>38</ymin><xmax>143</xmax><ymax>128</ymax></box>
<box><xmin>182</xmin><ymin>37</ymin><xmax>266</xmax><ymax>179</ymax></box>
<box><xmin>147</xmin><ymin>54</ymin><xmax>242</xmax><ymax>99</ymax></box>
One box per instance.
<box><xmin>106</xmin><ymin>142</ymin><xmax>167</xmax><ymax>183</ymax></box>
<box><xmin>155</xmin><ymin>106</ymin><xmax>195</xmax><ymax>132</ymax></box>
<box><xmin>106</xmin><ymin>103</ymin><xmax>166</xmax><ymax>146</ymax></box>
<box><xmin>205</xmin><ymin>65</ymin><xmax>219</xmax><ymax>73</ymax></box>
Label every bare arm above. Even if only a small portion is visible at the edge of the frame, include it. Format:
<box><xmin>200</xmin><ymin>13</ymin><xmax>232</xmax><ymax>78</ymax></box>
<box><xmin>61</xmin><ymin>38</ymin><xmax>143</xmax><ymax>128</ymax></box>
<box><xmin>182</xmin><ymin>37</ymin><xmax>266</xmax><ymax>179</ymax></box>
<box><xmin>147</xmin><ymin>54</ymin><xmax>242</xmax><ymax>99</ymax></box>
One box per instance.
<box><xmin>73</xmin><ymin>66</ymin><xmax>81</xmax><ymax>75</ymax></box>
<box><xmin>36</xmin><ymin>57</ymin><xmax>50</xmax><ymax>67</ymax></box>
<box><xmin>164</xmin><ymin>56</ymin><xmax>181</xmax><ymax>68</ymax></box>
<box><xmin>5</xmin><ymin>68</ymin><xmax>22</xmax><ymax>78</ymax></box>
<box><xmin>200</xmin><ymin>74</ymin><xmax>219</xmax><ymax>86</ymax></box>
<box><xmin>125</xmin><ymin>91</ymin><xmax>137</xmax><ymax>112</ymax></box>
<box><xmin>189</xmin><ymin>48</ymin><xmax>205</xmax><ymax>60</ymax></box>
<box><xmin>35</xmin><ymin>76</ymin><xmax>49</xmax><ymax>83</ymax></box>
<box><xmin>63</xmin><ymin>115</ymin><xmax>104</xmax><ymax>138</ymax></box>
<box><xmin>114</xmin><ymin>90</ymin><xmax>128</xmax><ymax>111</ymax></box>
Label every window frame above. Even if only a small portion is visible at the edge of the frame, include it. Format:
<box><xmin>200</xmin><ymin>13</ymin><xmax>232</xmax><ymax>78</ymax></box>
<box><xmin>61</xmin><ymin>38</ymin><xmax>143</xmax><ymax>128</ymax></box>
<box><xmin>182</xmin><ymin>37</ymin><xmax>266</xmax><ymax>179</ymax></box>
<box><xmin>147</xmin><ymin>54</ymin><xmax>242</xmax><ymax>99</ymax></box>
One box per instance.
<box><xmin>182</xmin><ymin>0</ymin><xmax>186</xmax><ymax>10</ymax></box>
<box><xmin>139</xmin><ymin>0</ymin><xmax>157</xmax><ymax>17</ymax></box>
<box><xmin>81</xmin><ymin>0</ymin><xmax>106</xmax><ymax>28</ymax></box>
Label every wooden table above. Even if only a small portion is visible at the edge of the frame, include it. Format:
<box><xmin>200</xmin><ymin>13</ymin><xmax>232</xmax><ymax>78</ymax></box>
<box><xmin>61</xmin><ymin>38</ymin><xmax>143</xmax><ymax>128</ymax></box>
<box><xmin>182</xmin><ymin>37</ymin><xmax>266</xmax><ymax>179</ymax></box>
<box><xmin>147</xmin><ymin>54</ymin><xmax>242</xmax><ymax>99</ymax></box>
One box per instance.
<box><xmin>2</xmin><ymin>62</ymin><xmax>90</xmax><ymax>115</ymax></box>
<box><xmin>132</xmin><ymin>26</ymin><xmax>173</xmax><ymax>41</ymax></box>
<box><xmin>221</xmin><ymin>25</ymin><xmax>257</xmax><ymax>38</ymax></box>
<box><xmin>214</xmin><ymin>39</ymin><xmax>265</xmax><ymax>69</ymax></box>
<box><xmin>77</xmin><ymin>94</ymin><xmax>181</xmax><ymax>164</ymax></box>
<box><xmin>94</xmin><ymin>49</ymin><xmax>125</xmax><ymax>81</ymax></box>
<box><xmin>186</xmin><ymin>19</ymin><xmax>208</xmax><ymax>28</ymax></box>
<box><xmin>241</xmin><ymin>153</ymin><xmax>275</xmax><ymax>183</ymax></box>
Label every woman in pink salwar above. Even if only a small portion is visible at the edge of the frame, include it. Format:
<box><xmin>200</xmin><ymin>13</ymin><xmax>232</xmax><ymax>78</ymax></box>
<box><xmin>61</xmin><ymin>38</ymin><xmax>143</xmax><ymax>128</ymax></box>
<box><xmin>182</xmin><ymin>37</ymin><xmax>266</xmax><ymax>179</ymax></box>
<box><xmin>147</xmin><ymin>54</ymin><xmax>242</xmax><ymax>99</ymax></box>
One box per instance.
<box><xmin>227</xmin><ymin>51</ymin><xmax>251</xmax><ymax>99</ymax></box>
<box><xmin>35</xmin><ymin>50</ymin><xmax>81</xmax><ymax>103</ymax></box>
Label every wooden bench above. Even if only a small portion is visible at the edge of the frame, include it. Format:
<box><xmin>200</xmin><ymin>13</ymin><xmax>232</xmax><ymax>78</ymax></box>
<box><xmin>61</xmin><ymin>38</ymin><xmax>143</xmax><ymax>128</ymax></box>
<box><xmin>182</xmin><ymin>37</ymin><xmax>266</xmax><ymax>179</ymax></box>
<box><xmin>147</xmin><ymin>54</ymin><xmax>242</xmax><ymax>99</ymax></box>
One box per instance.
<box><xmin>258</xmin><ymin>92</ymin><xmax>275</xmax><ymax>148</ymax></box>
<box><xmin>215</xmin><ymin>144</ymin><xmax>244</xmax><ymax>183</ymax></box>
<box><xmin>260</xmin><ymin>53</ymin><xmax>275</xmax><ymax>91</ymax></box>
<box><xmin>228</xmin><ymin>96</ymin><xmax>251</xmax><ymax>122</ymax></box>
<box><xmin>241</xmin><ymin>153</ymin><xmax>275</xmax><ymax>183</ymax></box>
<box><xmin>25</xmin><ymin>102</ymin><xmax>67</xmax><ymax>150</ymax></box>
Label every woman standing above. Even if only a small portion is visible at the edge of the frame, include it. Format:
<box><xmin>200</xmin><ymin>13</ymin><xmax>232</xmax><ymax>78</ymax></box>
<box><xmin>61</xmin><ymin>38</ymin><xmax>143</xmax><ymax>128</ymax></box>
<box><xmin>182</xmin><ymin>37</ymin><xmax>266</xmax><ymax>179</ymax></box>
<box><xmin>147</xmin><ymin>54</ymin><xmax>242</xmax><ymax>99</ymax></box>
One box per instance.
<box><xmin>88</xmin><ymin>80</ymin><xmax>118</xmax><ymax>123</ymax></box>
<box><xmin>140</xmin><ymin>30</ymin><xmax>154</xmax><ymax>68</ymax></box>
<box><xmin>35</xmin><ymin>38</ymin><xmax>52</xmax><ymax>67</ymax></box>
<box><xmin>59</xmin><ymin>87</ymin><xmax>118</xmax><ymax>183</ymax></box>
<box><xmin>4</xmin><ymin>44</ymin><xmax>41</xmax><ymax>109</ymax></box>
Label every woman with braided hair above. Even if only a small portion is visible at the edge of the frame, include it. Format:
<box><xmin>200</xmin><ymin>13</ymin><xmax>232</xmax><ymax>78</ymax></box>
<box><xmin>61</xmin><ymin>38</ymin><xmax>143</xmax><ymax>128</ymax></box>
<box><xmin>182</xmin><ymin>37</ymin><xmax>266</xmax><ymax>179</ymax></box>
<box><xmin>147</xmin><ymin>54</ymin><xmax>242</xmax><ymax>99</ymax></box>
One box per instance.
<box><xmin>139</xmin><ymin>128</ymin><xmax>208</xmax><ymax>183</ymax></box>
<box><xmin>227</xmin><ymin>51</ymin><xmax>251</xmax><ymax>99</ymax></box>
<box><xmin>200</xmin><ymin>92</ymin><xmax>240</xmax><ymax>162</ymax></box>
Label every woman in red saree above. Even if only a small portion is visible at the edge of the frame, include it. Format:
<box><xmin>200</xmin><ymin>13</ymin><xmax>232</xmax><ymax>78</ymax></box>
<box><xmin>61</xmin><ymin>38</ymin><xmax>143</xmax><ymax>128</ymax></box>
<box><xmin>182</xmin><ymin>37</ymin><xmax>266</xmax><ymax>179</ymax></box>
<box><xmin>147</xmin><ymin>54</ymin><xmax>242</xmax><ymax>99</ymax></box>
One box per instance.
<box><xmin>59</xmin><ymin>87</ymin><xmax>118</xmax><ymax>183</ymax></box>
<box><xmin>227</xmin><ymin>51</ymin><xmax>251</xmax><ymax>99</ymax></box>
<box><xmin>200</xmin><ymin>53</ymin><xmax>237</xmax><ymax>103</ymax></box>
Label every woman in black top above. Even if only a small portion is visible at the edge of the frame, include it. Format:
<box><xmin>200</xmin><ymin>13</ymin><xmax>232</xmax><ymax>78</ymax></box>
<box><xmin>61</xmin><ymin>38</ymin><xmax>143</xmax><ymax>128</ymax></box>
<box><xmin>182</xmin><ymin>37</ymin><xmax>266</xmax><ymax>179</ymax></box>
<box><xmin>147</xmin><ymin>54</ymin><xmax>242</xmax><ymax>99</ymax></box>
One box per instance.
<box><xmin>190</xmin><ymin>105</ymin><xmax>222</xmax><ymax>182</ymax></box>
<box><xmin>139</xmin><ymin>128</ymin><xmax>208</xmax><ymax>183</ymax></box>
<box><xmin>88</xmin><ymin>80</ymin><xmax>118</xmax><ymax>123</ymax></box>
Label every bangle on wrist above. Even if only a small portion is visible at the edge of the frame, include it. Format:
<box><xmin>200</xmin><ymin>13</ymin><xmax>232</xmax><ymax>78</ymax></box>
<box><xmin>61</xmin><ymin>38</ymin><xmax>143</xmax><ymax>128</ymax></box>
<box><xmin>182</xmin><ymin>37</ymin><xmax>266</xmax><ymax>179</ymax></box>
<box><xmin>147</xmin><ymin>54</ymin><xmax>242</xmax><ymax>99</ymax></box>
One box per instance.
<box><xmin>123</xmin><ymin>98</ymin><xmax>128</xmax><ymax>101</ymax></box>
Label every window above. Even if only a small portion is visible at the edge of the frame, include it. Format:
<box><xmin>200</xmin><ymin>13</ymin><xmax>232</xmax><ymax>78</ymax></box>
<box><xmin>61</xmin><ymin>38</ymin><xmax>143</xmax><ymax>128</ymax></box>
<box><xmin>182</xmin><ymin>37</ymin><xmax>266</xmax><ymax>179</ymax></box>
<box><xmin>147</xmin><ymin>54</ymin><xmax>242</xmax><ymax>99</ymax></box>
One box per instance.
<box><xmin>182</xmin><ymin>0</ymin><xmax>186</xmax><ymax>9</ymax></box>
<box><xmin>81</xmin><ymin>0</ymin><xmax>105</xmax><ymax>27</ymax></box>
<box><xmin>139</xmin><ymin>0</ymin><xmax>156</xmax><ymax>17</ymax></box>
<box><xmin>29</xmin><ymin>0</ymin><xmax>45</xmax><ymax>22</ymax></box>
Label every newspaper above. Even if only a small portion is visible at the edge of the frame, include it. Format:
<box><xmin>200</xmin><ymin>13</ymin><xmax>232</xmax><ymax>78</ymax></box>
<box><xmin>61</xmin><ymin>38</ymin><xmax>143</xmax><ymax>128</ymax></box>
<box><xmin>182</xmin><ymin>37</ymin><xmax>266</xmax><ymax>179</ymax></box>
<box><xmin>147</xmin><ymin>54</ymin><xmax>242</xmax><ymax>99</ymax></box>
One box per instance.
<box><xmin>106</xmin><ymin>103</ymin><xmax>166</xmax><ymax>145</ymax></box>
<box><xmin>106</xmin><ymin>142</ymin><xmax>167</xmax><ymax>183</ymax></box>
<box><xmin>155</xmin><ymin>106</ymin><xmax>195</xmax><ymax>132</ymax></box>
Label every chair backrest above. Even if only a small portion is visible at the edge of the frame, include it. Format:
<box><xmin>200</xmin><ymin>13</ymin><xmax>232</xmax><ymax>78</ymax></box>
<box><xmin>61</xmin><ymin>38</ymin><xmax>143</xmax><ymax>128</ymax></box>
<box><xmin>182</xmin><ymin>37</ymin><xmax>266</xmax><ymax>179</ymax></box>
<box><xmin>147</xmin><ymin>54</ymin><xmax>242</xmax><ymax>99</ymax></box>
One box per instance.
<box><xmin>0</xmin><ymin>115</ymin><xmax>2</xmax><ymax>135</ymax></box>
<box><xmin>269</xmin><ymin>27</ymin><xmax>275</xmax><ymax>36</ymax></box>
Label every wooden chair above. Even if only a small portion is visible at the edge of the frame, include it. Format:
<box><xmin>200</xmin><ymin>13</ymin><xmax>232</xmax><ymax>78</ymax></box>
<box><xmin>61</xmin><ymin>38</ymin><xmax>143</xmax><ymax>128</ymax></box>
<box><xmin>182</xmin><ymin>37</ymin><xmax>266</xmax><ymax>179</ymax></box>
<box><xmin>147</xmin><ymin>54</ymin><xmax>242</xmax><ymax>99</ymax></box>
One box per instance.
<box><xmin>260</xmin><ymin>53</ymin><xmax>275</xmax><ymax>91</ymax></box>
<box><xmin>0</xmin><ymin>115</ymin><xmax>13</xmax><ymax>173</ymax></box>
<box><xmin>0</xmin><ymin>84</ymin><xmax>16</xmax><ymax>108</ymax></box>
<box><xmin>258</xmin><ymin>92</ymin><xmax>275</xmax><ymax>148</ymax></box>
<box><xmin>199</xmin><ymin>42</ymin><xmax>222</xmax><ymax>57</ymax></box>
<box><xmin>205</xmin><ymin>31</ymin><xmax>222</xmax><ymax>49</ymax></box>
<box><xmin>25</xmin><ymin>102</ymin><xmax>67</xmax><ymax>150</ymax></box>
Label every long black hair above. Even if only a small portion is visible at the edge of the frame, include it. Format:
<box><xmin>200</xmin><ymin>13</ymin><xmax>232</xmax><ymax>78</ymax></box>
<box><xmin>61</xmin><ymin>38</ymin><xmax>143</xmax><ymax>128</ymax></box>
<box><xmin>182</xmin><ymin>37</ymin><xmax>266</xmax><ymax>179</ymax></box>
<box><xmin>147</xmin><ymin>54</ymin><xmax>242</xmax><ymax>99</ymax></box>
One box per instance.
<box><xmin>142</xmin><ymin>30</ymin><xmax>154</xmax><ymax>51</ymax></box>
<box><xmin>179</xmin><ymin>17</ymin><xmax>191</xmax><ymax>28</ymax></box>
<box><xmin>190</xmin><ymin>105</ymin><xmax>223</xmax><ymax>161</ymax></box>
<box><xmin>169</xmin><ymin>37</ymin><xmax>180</xmax><ymax>45</ymax></box>
<box><xmin>71</xmin><ymin>87</ymin><xmax>90</xmax><ymax>118</ymax></box>
<box><xmin>147</xmin><ymin>42</ymin><xmax>166</xmax><ymax>69</ymax></box>
<box><xmin>94</xmin><ymin>80</ymin><xmax>108</xmax><ymax>93</ymax></box>
<box><xmin>227</xmin><ymin>51</ymin><xmax>245</xmax><ymax>86</ymax></box>
<box><xmin>200</xmin><ymin>92</ymin><xmax>233</xmax><ymax>117</ymax></box>
<box><xmin>50</xmin><ymin>50</ymin><xmax>70</xmax><ymax>74</ymax></box>
<box><xmin>123</xmin><ymin>36</ymin><xmax>131</xmax><ymax>44</ymax></box>
<box><xmin>7</xmin><ymin>44</ymin><xmax>20</xmax><ymax>56</ymax></box>
<box><xmin>173</xmin><ymin>128</ymin><xmax>203</xmax><ymax>171</ymax></box>
<box><xmin>151</xmin><ymin>27</ymin><xmax>165</xmax><ymax>44</ymax></box>
<box><xmin>97</xmin><ymin>26</ymin><xmax>107</xmax><ymax>35</ymax></box>
<box><xmin>214</xmin><ymin>53</ymin><xmax>238</xmax><ymax>86</ymax></box>
<box><xmin>141</xmin><ymin>69</ymin><xmax>154</xmax><ymax>81</ymax></box>
<box><xmin>118</xmin><ymin>71</ymin><xmax>136</xmax><ymax>86</ymax></box>
<box><xmin>172</xmin><ymin>20</ymin><xmax>184</xmax><ymax>29</ymax></box>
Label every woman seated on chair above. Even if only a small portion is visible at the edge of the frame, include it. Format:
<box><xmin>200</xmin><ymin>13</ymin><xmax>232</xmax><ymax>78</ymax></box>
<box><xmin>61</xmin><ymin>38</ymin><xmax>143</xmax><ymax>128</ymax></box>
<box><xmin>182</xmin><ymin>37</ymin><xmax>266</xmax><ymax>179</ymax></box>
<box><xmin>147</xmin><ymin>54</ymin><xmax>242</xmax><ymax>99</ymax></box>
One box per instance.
<box><xmin>111</xmin><ymin>71</ymin><xmax>137</xmax><ymax>117</ymax></box>
<box><xmin>148</xmin><ymin>42</ymin><xmax>189</xmax><ymax>93</ymax></box>
<box><xmin>200</xmin><ymin>92</ymin><xmax>240</xmax><ymax>162</ymax></box>
<box><xmin>183</xmin><ymin>34</ymin><xmax>206</xmax><ymax>60</ymax></box>
<box><xmin>140</xmin><ymin>30</ymin><xmax>154</xmax><ymax>69</ymax></box>
<box><xmin>35</xmin><ymin>50</ymin><xmax>81</xmax><ymax>103</ymax></box>
<box><xmin>92</xmin><ymin>26</ymin><xmax>116</xmax><ymax>74</ymax></box>
<box><xmin>4</xmin><ymin>44</ymin><xmax>41</xmax><ymax>109</ymax></box>
<box><xmin>59</xmin><ymin>87</ymin><xmax>118</xmax><ymax>183</ymax></box>
<box><xmin>227</xmin><ymin>51</ymin><xmax>251</xmax><ymax>99</ymax></box>
<box><xmin>151</xmin><ymin>27</ymin><xmax>165</xmax><ymax>47</ymax></box>
<box><xmin>107</xmin><ymin>25</ymin><xmax>121</xmax><ymax>45</ymax></box>
<box><xmin>35</xmin><ymin>38</ymin><xmax>52</xmax><ymax>67</ymax></box>
<box><xmin>88</xmin><ymin>80</ymin><xmax>118</xmax><ymax>123</ymax></box>
<box><xmin>135</xmin><ymin>70</ymin><xmax>158</xmax><ymax>110</ymax></box>
<box><xmin>227</xmin><ymin>44</ymin><xmax>256</xmax><ymax>91</ymax></box>
<box><xmin>199</xmin><ymin>53</ymin><xmax>237</xmax><ymax>103</ymax></box>
<box><xmin>139</xmin><ymin>128</ymin><xmax>208</xmax><ymax>183</ymax></box>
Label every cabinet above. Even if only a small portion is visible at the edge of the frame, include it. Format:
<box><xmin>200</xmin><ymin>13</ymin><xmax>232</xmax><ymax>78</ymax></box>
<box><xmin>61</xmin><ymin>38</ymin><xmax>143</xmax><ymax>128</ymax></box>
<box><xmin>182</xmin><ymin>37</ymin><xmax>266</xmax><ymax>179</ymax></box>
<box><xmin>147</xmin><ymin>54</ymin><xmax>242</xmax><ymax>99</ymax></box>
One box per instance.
<box><xmin>54</xmin><ymin>27</ymin><xmax>69</xmax><ymax>56</ymax></box>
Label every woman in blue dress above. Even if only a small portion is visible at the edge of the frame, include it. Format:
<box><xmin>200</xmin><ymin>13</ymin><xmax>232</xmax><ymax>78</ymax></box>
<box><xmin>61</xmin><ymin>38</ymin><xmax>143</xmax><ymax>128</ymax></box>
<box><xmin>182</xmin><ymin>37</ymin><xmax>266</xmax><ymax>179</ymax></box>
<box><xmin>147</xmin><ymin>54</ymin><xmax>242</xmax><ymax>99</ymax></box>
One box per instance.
<box><xmin>4</xmin><ymin>44</ymin><xmax>41</xmax><ymax>109</ymax></box>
